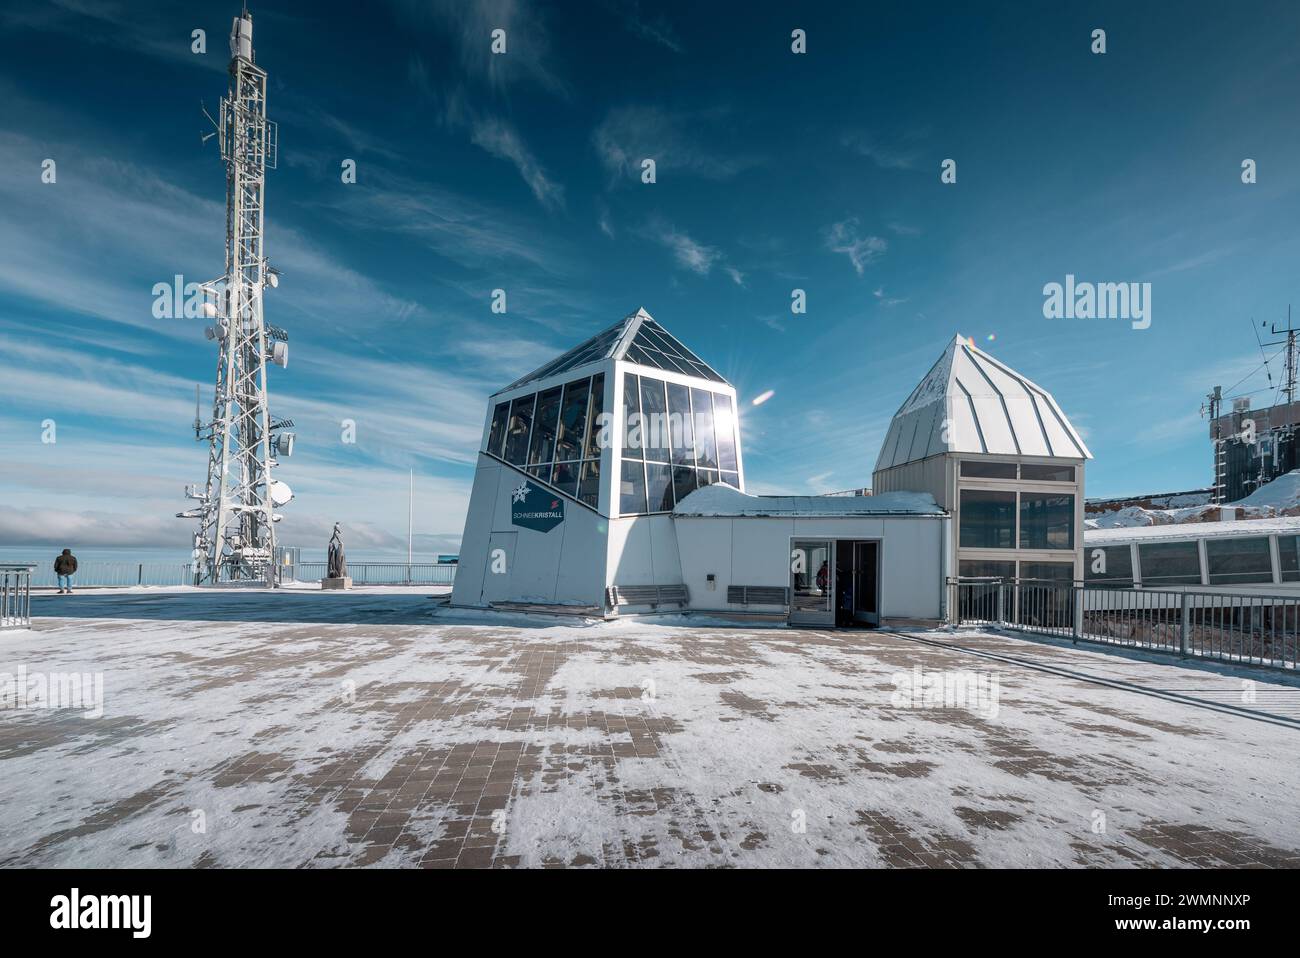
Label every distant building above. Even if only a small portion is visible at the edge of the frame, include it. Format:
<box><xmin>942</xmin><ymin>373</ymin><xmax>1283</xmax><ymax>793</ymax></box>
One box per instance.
<box><xmin>1208</xmin><ymin>396</ymin><xmax>1300</xmax><ymax>503</ymax></box>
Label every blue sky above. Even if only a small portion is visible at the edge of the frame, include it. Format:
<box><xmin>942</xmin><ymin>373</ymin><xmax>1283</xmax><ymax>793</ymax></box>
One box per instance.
<box><xmin>3</xmin><ymin>0</ymin><xmax>1300</xmax><ymax>552</ymax></box>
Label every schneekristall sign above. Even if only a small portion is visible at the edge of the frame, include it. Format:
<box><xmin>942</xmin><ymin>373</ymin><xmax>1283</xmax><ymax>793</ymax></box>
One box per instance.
<box><xmin>510</xmin><ymin>480</ymin><xmax>564</xmax><ymax>533</ymax></box>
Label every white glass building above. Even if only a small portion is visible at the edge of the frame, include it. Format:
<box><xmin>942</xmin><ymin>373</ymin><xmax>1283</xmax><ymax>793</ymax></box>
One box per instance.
<box><xmin>452</xmin><ymin>316</ymin><xmax>1086</xmax><ymax>624</ymax></box>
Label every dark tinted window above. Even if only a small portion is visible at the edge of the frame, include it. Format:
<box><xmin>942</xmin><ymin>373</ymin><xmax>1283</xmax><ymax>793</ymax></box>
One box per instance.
<box><xmin>1021</xmin><ymin>463</ymin><xmax>1075</xmax><ymax>482</ymax></box>
<box><xmin>960</xmin><ymin>460</ymin><xmax>1017</xmax><ymax>479</ymax></box>
<box><xmin>1138</xmin><ymin>541</ymin><xmax>1201</xmax><ymax>586</ymax></box>
<box><xmin>527</xmin><ymin>386</ymin><xmax>562</xmax><ymax>465</ymax></box>
<box><xmin>504</xmin><ymin>394</ymin><xmax>535</xmax><ymax>466</ymax></box>
<box><xmin>1205</xmin><ymin>537</ymin><xmax>1273</xmax><ymax>585</ymax></box>
<box><xmin>486</xmin><ymin>402</ymin><xmax>509</xmax><ymax>458</ymax></box>
<box><xmin>584</xmin><ymin>374</ymin><xmax>606</xmax><ymax>458</ymax></box>
<box><xmin>959</xmin><ymin>490</ymin><xmax>1016</xmax><ymax>549</ymax></box>
<box><xmin>667</xmin><ymin>382</ymin><xmax>695</xmax><ymax>466</ymax></box>
<box><xmin>553</xmin><ymin>378</ymin><xmax>591</xmax><ymax>462</ymax></box>
<box><xmin>1085</xmin><ymin>545</ymin><xmax>1133</xmax><ymax>587</ymax></box>
<box><xmin>1019</xmin><ymin>493</ymin><xmax>1075</xmax><ymax>550</ymax></box>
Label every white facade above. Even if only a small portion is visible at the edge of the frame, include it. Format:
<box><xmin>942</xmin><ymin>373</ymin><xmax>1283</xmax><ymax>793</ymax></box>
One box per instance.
<box><xmin>452</xmin><ymin>317</ymin><xmax>1085</xmax><ymax>623</ymax></box>
<box><xmin>451</xmin><ymin>310</ymin><xmax>950</xmax><ymax>622</ymax></box>
<box><xmin>874</xmin><ymin>336</ymin><xmax>1091</xmax><ymax>584</ymax></box>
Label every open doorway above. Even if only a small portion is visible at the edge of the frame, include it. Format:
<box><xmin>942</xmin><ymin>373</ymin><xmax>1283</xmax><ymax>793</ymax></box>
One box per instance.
<box><xmin>788</xmin><ymin>538</ymin><xmax>880</xmax><ymax>628</ymax></box>
<box><xmin>836</xmin><ymin>539</ymin><xmax>879</xmax><ymax>627</ymax></box>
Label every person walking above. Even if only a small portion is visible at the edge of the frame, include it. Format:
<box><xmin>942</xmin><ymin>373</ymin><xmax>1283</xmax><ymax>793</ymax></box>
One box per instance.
<box><xmin>54</xmin><ymin>548</ymin><xmax>78</xmax><ymax>594</ymax></box>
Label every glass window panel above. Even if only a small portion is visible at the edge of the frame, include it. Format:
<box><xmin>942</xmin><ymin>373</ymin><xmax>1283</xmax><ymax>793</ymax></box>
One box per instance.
<box><xmin>959</xmin><ymin>560</ymin><xmax>1016</xmax><ymax>579</ymax></box>
<box><xmin>958</xmin><ymin>490</ymin><xmax>1016</xmax><ymax>549</ymax></box>
<box><xmin>1085</xmin><ymin>545</ymin><xmax>1133</xmax><ymax>587</ymax></box>
<box><xmin>640</xmin><ymin>377</ymin><xmax>671</xmax><ymax>462</ymax></box>
<box><xmin>619</xmin><ymin>460</ymin><xmax>647</xmax><ymax>515</ymax></box>
<box><xmin>621</xmin><ymin>372</ymin><xmax>643</xmax><ymax>460</ymax></box>
<box><xmin>553</xmin><ymin>377</ymin><xmax>591</xmax><ymax>462</ymax></box>
<box><xmin>584</xmin><ymin>374</ymin><xmax>606</xmax><ymax>459</ymax></box>
<box><xmin>1205</xmin><ymin>537</ymin><xmax>1273</xmax><ymax>585</ymax></box>
<box><xmin>487</xmin><ymin>402</ymin><xmax>509</xmax><ymax>458</ymax></box>
<box><xmin>1138</xmin><ymin>541</ymin><xmax>1202</xmax><ymax>586</ymax></box>
<box><xmin>721</xmin><ymin>471</ymin><xmax>740</xmax><ymax>488</ymax></box>
<box><xmin>1019</xmin><ymin>493</ymin><xmax>1075</xmax><ymax>550</ymax></box>
<box><xmin>527</xmin><ymin>386</ymin><xmax>563</xmax><ymax>466</ymax></box>
<box><xmin>960</xmin><ymin>460</ymin><xmax>1018</xmax><ymax>479</ymax></box>
<box><xmin>666</xmin><ymin>382</ymin><xmax>695</xmax><ymax>465</ymax></box>
<box><xmin>690</xmin><ymin>388</ymin><xmax>717</xmax><ymax>469</ymax></box>
<box><xmin>625</xmin><ymin>343</ymin><xmax>654</xmax><ymax>367</ymax></box>
<box><xmin>578</xmin><ymin>459</ymin><xmax>601</xmax><ymax>509</ymax></box>
<box><xmin>1021</xmin><ymin>463</ymin><xmax>1075</xmax><ymax>482</ymax></box>
<box><xmin>698</xmin><ymin>469</ymin><xmax>718</xmax><ymax>488</ymax></box>
<box><xmin>1019</xmin><ymin>562</ymin><xmax>1074</xmax><ymax>584</ymax></box>
<box><xmin>1281</xmin><ymin>536</ymin><xmax>1300</xmax><ymax>582</ymax></box>
<box><xmin>551</xmin><ymin>461</ymin><xmax>579</xmax><ymax>498</ymax></box>
<box><xmin>504</xmin><ymin>394</ymin><xmax>535</xmax><ymax>466</ymax></box>
<box><xmin>645</xmin><ymin>462</ymin><xmax>673</xmax><ymax>512</ymax></box>
<box><xmin>713</xmin><ymin>394</ymin><xmax>738</xmax><ymax>472</ymax></box>
<box><xmin>672</xmin><ymin>465</ymin><xmax>697</xmax><ymax>506</ymax></box>
<box><xmin>526</xmin><ymin>463</ymin><xmax>551</xmax><ymax>481</ymax></box>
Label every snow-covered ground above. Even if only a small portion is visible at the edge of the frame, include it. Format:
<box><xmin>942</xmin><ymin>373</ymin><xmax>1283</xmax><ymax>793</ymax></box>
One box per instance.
<box><xmin>1088</xmin><ymin>469</ymin><xmax>1300</xmax><ymax>529</ymax></box>
<box><xmin>2</xmin><ymin>592</ymin><xmax>1299</xmax><ymax>868</ymax></box>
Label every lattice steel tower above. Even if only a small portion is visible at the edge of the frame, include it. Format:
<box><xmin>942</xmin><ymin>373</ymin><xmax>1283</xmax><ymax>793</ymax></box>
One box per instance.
<box><xmin>177</xmin><ymin>7</ymin><xmax>294</xmax><ymax>585</ymax></box>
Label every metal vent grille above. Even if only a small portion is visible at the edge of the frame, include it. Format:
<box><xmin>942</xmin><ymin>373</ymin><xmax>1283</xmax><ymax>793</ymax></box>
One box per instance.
<box><xmin>727</xmin><ymin>585</ymin><xmax>789</xmax><ymax>606</ymax></box>
<box><xmin>606</xmin><ymin>584</ymin><xmax>689</xmax><ymax>608</ymax></box>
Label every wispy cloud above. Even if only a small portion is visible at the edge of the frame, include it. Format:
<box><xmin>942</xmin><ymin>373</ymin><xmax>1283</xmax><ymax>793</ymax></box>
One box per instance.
<box><xmin>593</xmin><ymin>105</ymin><xmax>758</xmax><ymax>183</ymax></box>
<box><xmin>393</xmin><ymin>0</ymin><xmax>568</xmax><ymax>97</ymax></box>
<box><xmin>643</xmin><ymin>218</ymin><xmax>722</xmax><ymax>276</ymax></box>
<box><xmin>612</xmin><ymin>1</ymin><xmax>684</xmax><ymax>53</ymax></box>
<box><xmin>841</xmin><ymin>130</ymin><xmax>925</xmax><ymax>170</ymax></box>
<box><xmin>470</xmin><ymin>116</ymin><xmax>565</xmax><ymax>210</ymax></box>
<box><xmin>823</xmin><ymin>219</ymin><xmax>887</xmax><ymax>275</ymax></box>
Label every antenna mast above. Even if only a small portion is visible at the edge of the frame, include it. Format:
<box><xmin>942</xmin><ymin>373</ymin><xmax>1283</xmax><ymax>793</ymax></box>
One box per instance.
<box><xmin>177</xmin><ymin>8</ymin><xmax>293</xmax><ymax>585</ymax></box>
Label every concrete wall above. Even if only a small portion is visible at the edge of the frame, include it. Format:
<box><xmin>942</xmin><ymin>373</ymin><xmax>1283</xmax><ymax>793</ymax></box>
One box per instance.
<box><xmin>450</xmin><ymin>454</ymin><xmax>608</xmax><ymax>608</ymax></box>
<box><xmin>674</xmin><ymin>515</ymin><xmax>947</xmax><ymax>620</ymax></box>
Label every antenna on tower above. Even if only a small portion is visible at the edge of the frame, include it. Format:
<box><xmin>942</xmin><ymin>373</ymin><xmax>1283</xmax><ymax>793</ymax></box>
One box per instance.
<box><xmin>176</xmin><ymin>6</ymin><xmax>292</xmax><ymax>586</ymax></box>
<box><xmin>1264</xmin><ymin>305</ymin><xmax>1298</xmax><ymax>404</ymax></box>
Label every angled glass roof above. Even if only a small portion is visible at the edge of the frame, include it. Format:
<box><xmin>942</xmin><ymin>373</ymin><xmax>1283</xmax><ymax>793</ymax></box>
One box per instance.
<box><xmin>501</xmin><ymin>317</ymin><xmax>630</xmax><ymax>392</ymax></box>
<box><xmin>624</xmin><ymin>318</ymin><xmax>727</xmax><ymax>383</ymax></box>
<box><xmin>497</xmin><ymin>308</ymin><xmax>730</xmax><ymax>394</ymax></box>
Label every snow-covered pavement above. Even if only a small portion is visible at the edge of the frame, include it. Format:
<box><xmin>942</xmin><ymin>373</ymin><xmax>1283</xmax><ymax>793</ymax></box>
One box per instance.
<box><xmin>3</xmin><ymin>591</ymin><xmax>1299</xmax><ymax>868</ymax></box>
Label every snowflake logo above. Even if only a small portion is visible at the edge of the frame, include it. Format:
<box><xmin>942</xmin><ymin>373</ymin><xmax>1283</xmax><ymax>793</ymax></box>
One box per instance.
<box><xmin>512</xmin><ymin>482</ymin><xmax>529</xmax><ymax>504</ymax></box>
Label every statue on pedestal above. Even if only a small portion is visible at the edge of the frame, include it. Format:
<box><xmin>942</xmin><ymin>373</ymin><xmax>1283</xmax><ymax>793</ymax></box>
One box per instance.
<box><xmin>322</xmin><ymin>522</ymin><xmax>352</xmax><ymax>589</ymax></box>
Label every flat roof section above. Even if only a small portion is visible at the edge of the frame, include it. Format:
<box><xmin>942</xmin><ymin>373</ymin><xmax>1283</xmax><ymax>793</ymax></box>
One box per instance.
<box><xmin>1085</xmin><ymin>516</ymin><xmax>1300</xmax><ymax>545</ymax></box>
<box><xmin>672</xmin><ymin>484</ymin><xmax>945</xmax><ymax>517</ymax></box>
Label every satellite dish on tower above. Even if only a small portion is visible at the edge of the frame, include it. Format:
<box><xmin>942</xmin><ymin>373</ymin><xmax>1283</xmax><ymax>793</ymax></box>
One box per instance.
<box><xmin>269</xmin><ymin>480</ymin><xmax>294</xmax><ymax>507</ymax></box>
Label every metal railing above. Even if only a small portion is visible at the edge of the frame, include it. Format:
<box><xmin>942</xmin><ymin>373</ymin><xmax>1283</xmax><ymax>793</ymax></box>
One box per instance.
<box><xmin>947</xmin><ymin>577</ymin><xmax>1299</xmax><ymax>671</ymax></box>
<box><xmin>1</xmin><ymin>564</ymin><xmax>35</xmax><ymax>629</ymax></box>
<box><xmin>24</xmin><ymin>562</ymin><xmax>194</xmax><ymax>589</ymax></box>
<box><xmin>293</xmin><ymin>562</ymin><xmax>457</xmax><ymax>586</ymax></box>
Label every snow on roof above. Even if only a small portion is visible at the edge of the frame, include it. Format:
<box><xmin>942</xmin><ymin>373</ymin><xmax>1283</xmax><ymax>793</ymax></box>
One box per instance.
<box><xmin>874</xmin><ymin>335</ymin><xmax>1091</xmax><ymax>472</ymax></box>
<box><xmin>673</xmin><ymin>483</ymin><xmax>944</xmax><ymax>517</ymax></box>
<box><xmin>1085</xmin><ymin>516</ymin><xmax>1300</xmax><ymax>545</ymax></box>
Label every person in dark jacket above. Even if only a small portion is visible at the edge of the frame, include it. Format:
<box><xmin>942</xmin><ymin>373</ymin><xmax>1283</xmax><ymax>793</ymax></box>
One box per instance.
<box><xmin>54</xmin><ymin>549</ymin><xmax>78</xmax><ymax>593</ymax></box>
